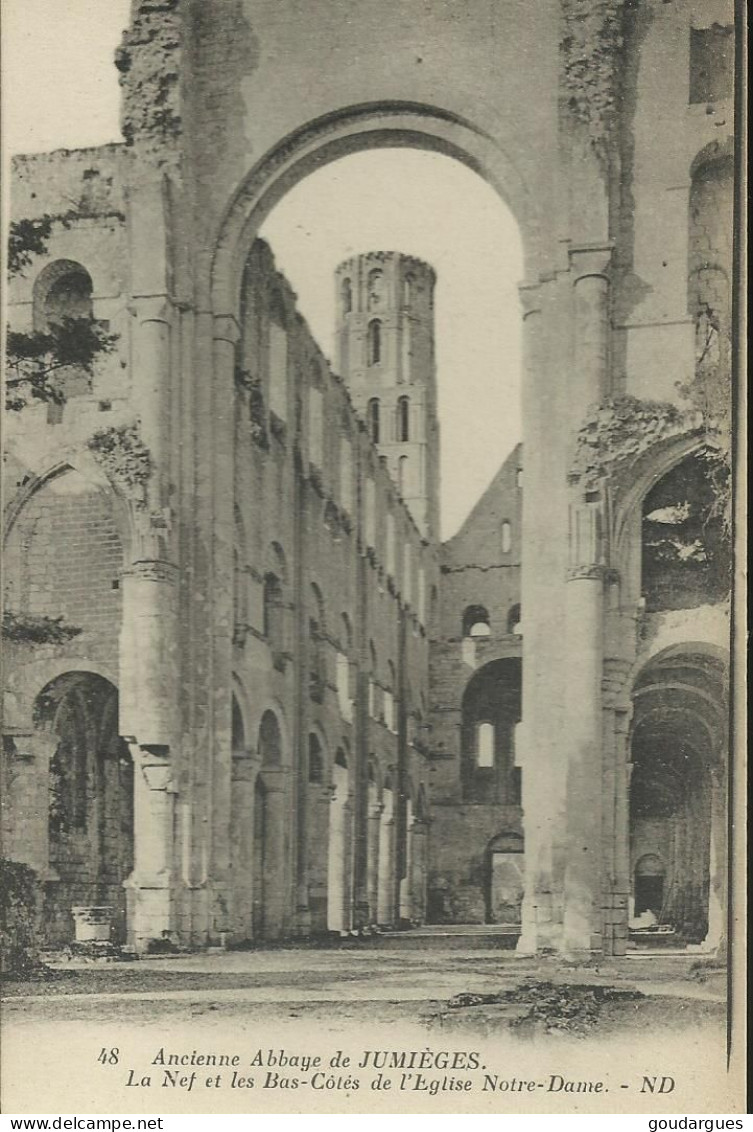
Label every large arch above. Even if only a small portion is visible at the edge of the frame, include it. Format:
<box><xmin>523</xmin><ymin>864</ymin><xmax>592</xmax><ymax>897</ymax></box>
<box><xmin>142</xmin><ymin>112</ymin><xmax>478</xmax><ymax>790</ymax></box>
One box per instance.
<box><xmin>32</xmin><ymin>672</ymin><xmax>133</xmax><ymax>946</ymax></box>
<box><xmin>627</xmin><ymin>644</ymin><xmax>728</xmax><ymax>948</ymax></box>
<box><xmin>252</xmin><ymin>708</ymin><xmax>289</xmax><ymax>940</ymax></box>
<box><xmin>210</xmin><ymin>103</ymin><xmax>539</xmax><ymax>319</ymax></box>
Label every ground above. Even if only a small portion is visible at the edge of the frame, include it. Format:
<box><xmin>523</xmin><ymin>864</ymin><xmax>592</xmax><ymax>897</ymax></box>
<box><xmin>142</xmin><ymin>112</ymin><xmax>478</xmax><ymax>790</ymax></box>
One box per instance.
<box><xmin>1</xmin><ymin>933</ymin><xmax>731</xmax><ymax>1114</ymax></box>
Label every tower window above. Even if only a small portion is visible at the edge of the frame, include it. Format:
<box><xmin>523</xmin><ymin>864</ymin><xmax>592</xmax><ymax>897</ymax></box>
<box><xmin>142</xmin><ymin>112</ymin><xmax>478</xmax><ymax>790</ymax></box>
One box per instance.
<box><xmin>367</xmin><ymin>397</ymin><xmax>380</xmax><ymax>443</ymax></box>
<box><xmin>397</xmin><ymin>396</ymin><xmax>410</xmax><ymax>442</ymax></box>
<box><xmin>341</xmin><ymin>277</ymin><xmax>352</xmax><ymax>315</ymax></box>
<box><xmin>403</xmin><ymin>273</ymin><xmax>414</xmax><ymax>307</ymax></box>
<box><xmin>501</xmin><ymin>521</ymin><xmax>512</xmax><ymax>553</ymax></box>
<box><xmin>367</xmin><ymin>269</ymin><xmax>384</xmax><ymax>310</ymax></box>
<box><xmin>476</xmin><ymin>722</ymin><xmax>495</xmax><ymax>768</ymax></box>
<box><xmin>398</xmin><ymin>455</ymin><xmax>409</xmax><ymax>494</ymax></box>
<box><xmin>367</xmin><ymin>319</ymin><xmax>382</xmax><ymax>365</ymax></box>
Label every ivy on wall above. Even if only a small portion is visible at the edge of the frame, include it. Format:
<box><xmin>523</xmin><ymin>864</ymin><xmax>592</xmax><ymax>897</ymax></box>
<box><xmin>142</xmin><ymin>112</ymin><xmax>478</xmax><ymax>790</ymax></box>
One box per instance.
<box><xmin>572</xmin><ymin>396</ymin><xmax>689</xmax><ymax>482</ymax></box>
<box><xmin>573</xmin><ymin>395</ymin><xmax>731</xmax><ymax>533</ymax></box>
<box><xmin>87</xmin><ymin>423</ymin><xmax>152</xmax><ymax>505</ymax></box>
<box><xmin>561</xmin><ymin>0</ymin><xmax>627</xmax><ymax>160</ymax></box>
<box><xmin>235</xmin><ymin>367</ymin><xmax>268</xmax><ymax>448</ymax></box>
<box><xmin>2</xmin><ymin>611</ymin><xmax>82</xmax><ymax>646</ymax></box>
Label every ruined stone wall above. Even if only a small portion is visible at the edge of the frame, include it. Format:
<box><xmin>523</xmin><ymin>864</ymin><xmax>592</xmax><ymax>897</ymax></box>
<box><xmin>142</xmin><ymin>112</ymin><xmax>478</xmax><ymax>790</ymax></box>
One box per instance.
<box><xmin>229</xmin><ymin>238</ymin><xmax>436</xmax><ymax>937</ymax></box>
<box><xmin>427</xmin><ymin>446</ymin><xmax>523</xmax><ymax>922</ymax></box>
<box><xmin>614</xmin><ymin>0</ymin><xmax>734</xmax><ymax>405</ymax></box>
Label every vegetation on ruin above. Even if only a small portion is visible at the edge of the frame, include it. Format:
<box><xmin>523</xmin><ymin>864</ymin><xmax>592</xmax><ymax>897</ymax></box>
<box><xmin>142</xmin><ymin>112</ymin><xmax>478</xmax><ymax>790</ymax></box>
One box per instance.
<box><xmin>6</xmin><ymin>218</ymin><xmax>118</xmax><ymax>412</ymax></box>
<box><xmin>561</xmin><ymin>0</ymin><xmax>627</xmax><ymax>160</ymax></box>
<box><xmin>235</xmin><ymin>367</ymin><xmax>268</xmax><ymax>448</ymax></box>
<box><xmin>0</xmin><ymin>860</ymin><xmax>46</xmax><ymax>979</ymax></box>
<box><xmin>572</xmin><ymin>395</ymin><xmax>690</xmax><ymax>482</ymax></box>
<box><xmin>5</xmin><ymin>319</ymin><xmax>118</xmax><ymax>413</ymax></box>
<box><xmin>87</xmin><ymin>423</ymin><xmax>152</xmax><ymax>503</ymax></box>
<box><xmin>2</xmin><ymin>612</ymin><xmax>82</xmax><ymax>646</ymax></box>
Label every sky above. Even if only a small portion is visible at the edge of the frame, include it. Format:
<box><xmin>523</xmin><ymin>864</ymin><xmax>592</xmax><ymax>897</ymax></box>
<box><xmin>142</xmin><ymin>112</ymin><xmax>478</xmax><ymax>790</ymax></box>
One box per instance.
<box><xmin>2</xmin><ymin>0</ymin><xmax>523</xmax><ymax>539</ymax></box>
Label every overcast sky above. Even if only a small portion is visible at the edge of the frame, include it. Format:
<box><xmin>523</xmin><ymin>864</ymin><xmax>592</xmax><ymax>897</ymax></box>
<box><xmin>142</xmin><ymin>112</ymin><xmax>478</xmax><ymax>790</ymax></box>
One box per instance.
<box><xmin>3</xmin><ymin>0</ymin><xmax>523</xmax><ymax>539</ymax></box>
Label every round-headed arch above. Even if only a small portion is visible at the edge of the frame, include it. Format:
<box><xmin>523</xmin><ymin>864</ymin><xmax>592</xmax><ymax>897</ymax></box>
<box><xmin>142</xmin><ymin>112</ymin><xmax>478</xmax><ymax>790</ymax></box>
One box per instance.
<box><xmin>210</xmin><ymin>102</ymin><xmax>540</xmax><ymax>317</ymax></box>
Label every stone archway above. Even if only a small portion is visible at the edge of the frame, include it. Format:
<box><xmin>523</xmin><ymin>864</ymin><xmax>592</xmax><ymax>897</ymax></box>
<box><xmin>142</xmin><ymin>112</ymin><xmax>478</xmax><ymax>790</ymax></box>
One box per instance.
<box><xmin>210</xmin><ymin>103</ymin><xmax>539</xmax><ymax>319</ymax></box>
<box><xmin>628</xmin><ymin>647</ymin><xmax>727</xmax><ymax>948</ymax></box>
<box><xmin>33</xmin><ymin>672</ymin><xmax>133</xmax><ymax>946</ymax></box>
<box><xmin>252</xmin><ymin>709</ymin><xmax>287</xmax><ymax>941</ymax></box>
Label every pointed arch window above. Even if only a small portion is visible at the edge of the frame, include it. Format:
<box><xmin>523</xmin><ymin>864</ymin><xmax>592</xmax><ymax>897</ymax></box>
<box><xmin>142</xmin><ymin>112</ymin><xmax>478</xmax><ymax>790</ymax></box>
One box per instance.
<box><xmin>403</xmin><ymin>273</ymin><xmax>414</xmax><ymax>307</ymax></box>
<box><xmin>367</xmin><ymin>397</ymin><xmax>380</xmax><ymax>443</ymax></box>
<box><xmin>367</xmin><ymin>319</ymin><xmax>382</xmax><ymax>365</ymax></box>
<box><xmin>397</xmin><ymin>396</ymin><xmax>410</xmax><ymax>442</ymax></box>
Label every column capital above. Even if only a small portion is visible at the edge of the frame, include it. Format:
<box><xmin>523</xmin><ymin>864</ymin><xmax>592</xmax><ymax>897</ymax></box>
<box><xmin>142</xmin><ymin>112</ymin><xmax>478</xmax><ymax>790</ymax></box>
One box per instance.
<box><xmin>128</xmin><ymin>742</ymin><xmax>175</xmax><ymax>791</ymax></box>
<box><xmin>213</xmin><ymin>313</ymin><xmax>241</xmax><ymax>345</ymax></box>
<box><xmin>566</xmin><ymin>563</ymin><xmax>619</xmax><ymax>584</ymax></box>
<box><xmin>131</xmin><ymin>295</ymin><xmax>173</xmax><ymax>324</ymax></box>
<box><xmin>123</xmin><ymin>558</ymin><xmax>180</xmax><ymax>585</ymax></box>
<box><xmin>259</xmin><ymin>764</ymin><xmax>291</xmax><ymax>792</ymax></box>
<box><xmin>569</xmin><ymin>242</ymin><xmax>614</xmax><ymax>282</ymax></box>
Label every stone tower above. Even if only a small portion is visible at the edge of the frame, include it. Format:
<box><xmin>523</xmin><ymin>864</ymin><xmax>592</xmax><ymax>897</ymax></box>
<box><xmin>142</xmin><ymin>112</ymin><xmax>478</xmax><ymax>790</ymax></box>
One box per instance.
<box><xmin>335</xmin><ymin>252</ymin><xmax>440</xmax><ymax>541</ymax></box>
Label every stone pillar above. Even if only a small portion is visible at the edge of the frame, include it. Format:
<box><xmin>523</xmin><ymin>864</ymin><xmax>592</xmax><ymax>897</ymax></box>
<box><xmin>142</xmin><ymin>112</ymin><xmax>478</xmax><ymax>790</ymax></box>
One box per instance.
<box><xmin>229</xmin><ymin>752</ymin><xmax>260</xmax><ymax>941</ymax></box>
<box><xmin>258</xmin><ymin>766</ymin><xmax>290</xmax><ymax>940</ymax></box>
<box><xmin>119</xmin><ymin>560</ymin><xmax>180</xmax><ymax>747</ymax></box>
<box><xmin>308</xmin><ymin>785</ymin><xmax>334</xmax><ymax>932</ymax></box>
<box><xmin>132</xmin><ymin>296</ymin><xmax>172</xmax><ymax>511</ymax></box>
<box><xmin>209</xmin><ymin>315</ymin><xmax>240</xmax><ymax>939</ymax></box>
<box><xmin>517</xmin><ymin>281</ymin><xmax>563</xmax><ymax>954</ymax></box>
<box><xmin>601</xmin><ymin>653</ymin><xmax>633</xmax><ymax>956</ymax></box>
<box><xmin>562</xmin><ymin>498</ymin><xmax>606</xmax><ymax>952</ymax></box>
<box><xmin>3</xmin><ymin>731</ymin><xmax>59</xmax><ymax>880</ymax></box>
<box><xmin>411</xmin><ymin>819</ymin><xmax>428</xmax><ymax>924</ymax></box>
<box><xmin>366</xmin><ymin>803</ymin><xmax>383</xmax><ymax>923</ymax></box>
<box><xmin>702</xmin><ymin>764</ymin><xmax>727</xmax><ymax>954</ymax></box>
<box><xmin>569</xmin><ymin>244</ymin><xmax>613</xmax><ymax>414</ymax></box>
<box><xmin>377</xmin><ymin>805</ymin><xmax>395</xmax><ymax>925</ymax></box>
<box><xmin>125</xmin><ymin>744</ymin><xmax>176</xmax><ymax>948</ymax></box>
<box><xmin>399</xmin><ymin>808</ymin><xmax>414</xmax><ymax>922</ymax></box>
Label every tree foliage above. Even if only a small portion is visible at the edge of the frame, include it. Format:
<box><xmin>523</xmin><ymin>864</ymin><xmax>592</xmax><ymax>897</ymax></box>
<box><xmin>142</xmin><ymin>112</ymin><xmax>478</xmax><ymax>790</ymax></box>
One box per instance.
<box><xmin>6</xmin><ymin>318</ymin><xmax>118</xmax><ymax>412</ymax></box>
<box><xmin>6</xmin><ymin>217</ymin><xmax>117</xmax><ymax>412</ymax></box>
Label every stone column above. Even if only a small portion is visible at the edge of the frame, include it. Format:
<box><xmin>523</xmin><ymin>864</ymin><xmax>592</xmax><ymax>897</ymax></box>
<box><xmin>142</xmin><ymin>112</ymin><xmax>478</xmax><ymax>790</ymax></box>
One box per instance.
<box><xmin>377</xmin><ymin>807</ymin><xmax>395</xmax><ymax>925</ymax></box>
<box><xmin>209</xmin><ymin>315</ymin><xmax>240</xmax><ymax>940</ymax></box>
<box><xmin>562</xmin><ymin>497</ymin><xmax>606</xmax><ymax>952</ymax></box>
<box><xmin>601</xmin><ymin>653</ymin><xmax>633</xmax><ymax>956</ymax></box>
<box><xmin>411</xmin><ymin>819</ymin><xmax>428</xmax><ymax>924</ymax></box>
<box><xmin>3</xmin><ymin>732</ymin><xmax>59</xmax><ymax>880</ymax></box>
<box><xmin>517</xmin><ymin>281</ymin><xmax>563</xmax><ymax>954</ymax></box>
<box><xmin>568</xmin><ymin>244</ymin><xmax>613</xmax><ymax>414</ymax></box>
<box><xmin>125</xmin><ymin>744</ymin><xmax>177</xmax><ymax>948</ymax></box>
<box><xmin>308</xmin><ymin>785</ymin><xmax>334</xmax><ymax>932</ymax></box>
<box><xmin>366</xmin><ymin>803</ymin><xmax>383</xmax><ymax>923</ymax></box>
<box><xmin>132</xmin><ymin>296</ymin><xmax>173</xmax><ymax>512</ymax></box>
<box><xmin>258</xmin><ymin>766</ymin><xmax>290</xmax><ymax>940</ymax></box>
<box><xmin>702</xmin><ymin>764</ymin><xmax>727</xmax><ymax>954</ymax></box>
<box><xmin>229</xmin><ymin>752</ymin><xmax>260</xmax><ymax>941</ymax></box>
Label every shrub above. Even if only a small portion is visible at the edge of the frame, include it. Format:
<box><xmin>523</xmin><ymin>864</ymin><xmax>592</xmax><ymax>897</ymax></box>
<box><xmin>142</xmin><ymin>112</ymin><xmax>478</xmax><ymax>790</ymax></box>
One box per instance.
<box><xmin>0</xmin><ymin>859</ymin><xmax>45</xmax><ymax>978</ymax></box>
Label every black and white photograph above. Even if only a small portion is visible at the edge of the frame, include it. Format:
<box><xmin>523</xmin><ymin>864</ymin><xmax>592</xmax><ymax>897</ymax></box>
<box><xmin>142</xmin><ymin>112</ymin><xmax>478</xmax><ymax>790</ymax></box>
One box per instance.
<box><xmin>0</xmin><ymin>0</ymin><xmax>746</xmax><ymax>1117</ymax></box>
